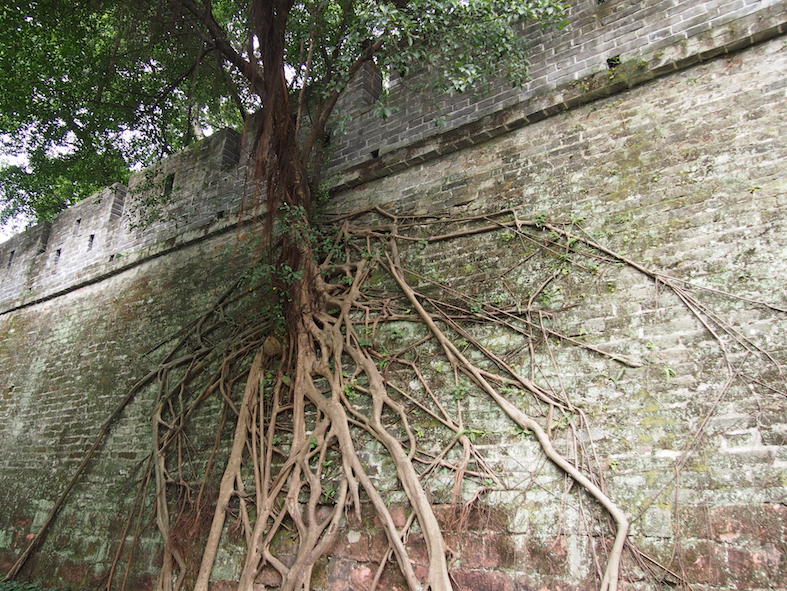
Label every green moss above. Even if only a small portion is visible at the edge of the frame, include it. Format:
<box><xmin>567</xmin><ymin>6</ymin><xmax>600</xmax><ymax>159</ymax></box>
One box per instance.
<box><xmin>644</xmin><ymin>470</ymin><xmax>663</xmax><ymax>488</ymax></box>
<box><xmin>365</xmin><ymin>268</ymin><xmax>388</xmax><ymax>288</ymax></box>
<box><xmin>310</xmin><ymin>556</ymin><xmax>329</xmax><ymax>589</ymax></box>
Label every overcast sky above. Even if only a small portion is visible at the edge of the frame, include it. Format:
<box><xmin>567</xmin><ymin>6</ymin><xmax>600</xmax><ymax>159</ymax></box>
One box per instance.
<box><xmin>0</xmin><ymin>144</ymin><xmax>30</xmax><ymax>244</ymax></box>
<box><xmin>0</xmin><ymin>216</ymin><xmax>29</xmax><ymax>244</ymax></box>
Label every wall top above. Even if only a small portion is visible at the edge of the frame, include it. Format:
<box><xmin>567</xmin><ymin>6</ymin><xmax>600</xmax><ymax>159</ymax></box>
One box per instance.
<box><xmin>326</xmin><ymin>0</ymin><xmax>786</xmax><ymax>178</ymax></box>
<box><xmin>0</xmin><ymin>129</ymin><xmax>245</xmax><ymax>313</ymax></box>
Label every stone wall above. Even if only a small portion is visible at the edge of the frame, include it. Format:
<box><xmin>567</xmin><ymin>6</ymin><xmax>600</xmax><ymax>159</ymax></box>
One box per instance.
<box><xmin>0</xmin><ymin>128</ymin><xmax>244</xmax><ymax>311</ymax></box>
<box><xmin>0</xmin><ymin>226</ymin><xmax>262</xmax><ymax>586</ymax></box>
<box><xmin>0</xmin><ymin>1</ymin><xmax>786</xmax><ymax>589</ymax></box>
<box><xmin>322</xmin><ymin>33</ymin><xmax>786</xmax><ymax>590</ymax></box>
<box><xmin>326</xmin><ymin>0</ymin><xmax>786</xmax><ymax>174</ymax></box>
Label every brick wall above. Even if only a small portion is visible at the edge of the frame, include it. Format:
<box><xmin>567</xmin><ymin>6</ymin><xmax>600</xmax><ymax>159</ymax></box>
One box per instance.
<box><xmin>0</xmin><ymin>2</ymin><xmax>785</xmax><ymax>589</ymax></box>
<box><xmin>0</xmin><ymin>228</ymin><xmax>261</xmax><ymax>586</ymax></box>
<box><xmin>0</xmin><ymin>129</ymin><xmax>245</xmax><ymax>312</ymax></box>
<box><xmin>326</xmin><ymin>0</ymin><xmax>785</xmax><ymax>175</ymax></box>
<box><xmin>2</xmin><ymin>0</ymin><xmax>784</xmax><ymax>317</ymax></box>
<box><xmin>323</xmin><ymin>33</ymin><xmax>786</xmax><ymax>590</ymax></box>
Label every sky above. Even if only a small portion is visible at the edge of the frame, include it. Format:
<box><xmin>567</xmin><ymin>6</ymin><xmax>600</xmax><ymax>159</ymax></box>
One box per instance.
<box><xmin>0</xmin><ymin>149</ymin><xmax>29</xmax><ymax>244</ymax></box>
<box><xmin>0</xmin><ymin>217</ymin><xmax>28</xmax><ymax>244</ymax></box>
<box><xmin>0</xmin><ymin>127</ymin><xmax>220</xmax><ymax>246</ymax></box>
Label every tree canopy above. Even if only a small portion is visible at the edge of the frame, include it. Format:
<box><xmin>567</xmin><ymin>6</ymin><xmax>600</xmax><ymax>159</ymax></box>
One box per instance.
<box><xmin>0</xmin><ymin>0</ymin><xmax>566</xmax><ymax>225</ymax></box>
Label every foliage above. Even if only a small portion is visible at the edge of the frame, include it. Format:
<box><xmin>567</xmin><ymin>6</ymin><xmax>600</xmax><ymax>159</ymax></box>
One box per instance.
<box><xmin>0</xmin><ymin>0</ymin><xmax>243</xmax><ymax>223</ymax></box>
<box><xmin>2</xmin><ymin>4</ymin><xmax>785</xmax><ymax>591</ymax></box>
<box><xmin>0</xmin><ymin>148</ymin><xmax>129</xmax><ymax>224</ymax></box>
<box><xmin>0</xmin><ymin>0</ymin><xmax>566</xmax><ymax>226</ymax></box>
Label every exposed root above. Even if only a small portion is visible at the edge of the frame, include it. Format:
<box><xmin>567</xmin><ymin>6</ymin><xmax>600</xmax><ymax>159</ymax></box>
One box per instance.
<box><xmin>385</xmin><ymin>237</ymin><xmax>629</xmax><ymax>591</ymax></box>
<box><xmin>7</xmin><ymin>206</ymin><xmax>783</xmax><ymax>591</ymax></box>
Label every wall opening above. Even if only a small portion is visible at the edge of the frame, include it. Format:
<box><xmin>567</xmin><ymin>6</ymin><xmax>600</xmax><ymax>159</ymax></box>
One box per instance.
<box><xmin>110</xmin><ymin>188</ymin><xmax>126</xmax><ymax>220</ymax></box>
<box><xmin>74</xmin><ymin>218</ymin><xmax>81</xmax><ymax>234</ymax></box>
<box><xmin>37</xmin><ymin>224</ymin><xmax>52</xmax><ymax>254</ymax></box>
<box><xmin>6</xmin><ymin>250</ymin><xmax>14</xmax><ymax>269</ymax></box>
<box><xmin>54</xmin><ymin>249</ymin><xmax>61</xmax><ymax>264</ymax></box>
<box><xmin>607</xmin><ymin>55</ymin><xmax>622</xmax><ymax>69</ymax></box>
<box><xmin>163</xmin><ymin>173</ymin><xmax>175</xmax><ymax>198</ymax></box>
<box><xmin>88</xmin><ymin>234</ymin><xmax>95</xmax><ymax>251</ymax></box>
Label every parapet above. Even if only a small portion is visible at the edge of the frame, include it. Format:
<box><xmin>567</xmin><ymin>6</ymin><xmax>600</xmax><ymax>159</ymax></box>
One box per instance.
<box><xmin>0</xmin><ymin>129</ymin><xmax>243</xmax><ymax>312</ymax></box>
<box><xmin>326</xmin><ymin>0</ymin><xmax>786</xmax><ymax>181</ymax></box>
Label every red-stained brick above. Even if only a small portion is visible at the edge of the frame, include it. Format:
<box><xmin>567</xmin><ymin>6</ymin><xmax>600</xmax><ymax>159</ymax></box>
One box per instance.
<box><xmin>433</xmin><ymin>502</ymin><xmax>510</xmax><ymax>532</ymax></box>
<box><xmin>674</xmin><ymin>540</ymin><xmax>726</xmax><ymax>586</ymax></box>
<box><xmin>368</xmin><ymin>528</ymin><xmax>390</xmax><ymax>563</ymax></box>
<box><xmin>0</xmin><ymin>6</ymin><xmax>785</xmax><ymax>591</ymax></box>
<box><xmin>451</xmin><ymin>568</ymin><xmax>515</xmax><ymax>591</ymax></box>
<box><xmin>57</xmin><ymin>561</ymin><xmax>97</xmax><ymax>587</ymax></box>
<box><xmin>723</xmin><ymin>544</ymin><xmax>784</xmax><ymax>588</ymax></box>
<box><xmin>255</xmin><ymin>564</ymin><xmax>282</xmax><ymax>586</ymax></box>
<box><xmin>526</xmin><ymin>535</ymin><xmax>568</xmax><ymax>576</ymax></box>
<box><xmin>329</xmin><ymin>531</ymin><xmax>374</xmax><ymax>562</ymax></box>
<box><xmin>708</xmin><ymin>504</ymin><xmax>787</xmax><ymax>545</ymax></box>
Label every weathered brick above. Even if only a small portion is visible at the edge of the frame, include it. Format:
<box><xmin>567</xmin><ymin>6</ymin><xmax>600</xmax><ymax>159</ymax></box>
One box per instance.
<box><xmin>1</xmin><ymin>4</ymin><xmax>785</xmax><ymax>591</ymax></box>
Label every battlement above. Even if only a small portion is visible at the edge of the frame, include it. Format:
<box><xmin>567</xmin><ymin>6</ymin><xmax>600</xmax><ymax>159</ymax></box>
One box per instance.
<box><xmin>1</xmin><ymin>0</ymin><xmax>784</xmax><ymax>314</ymax></box>
<box><xmin>1</xmin><ymin>2</ymin><xmax>785</xmax><ymax>588</ymax></box>
<box><xmin>0</xmin><ymin>129</ymin><xmax>245</xmax><ymax>312</ymax></box>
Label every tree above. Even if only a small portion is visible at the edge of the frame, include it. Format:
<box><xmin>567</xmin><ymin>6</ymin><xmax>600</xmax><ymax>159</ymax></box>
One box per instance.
<box><xmin>0</xmin><ymin>0</ymin><xmax>564</xmax><ymax>224</ymax></box>
<box><xmin>2</xmin><ymin>3</ymin><xmax>636</xmax><ymax>591</ymax></box>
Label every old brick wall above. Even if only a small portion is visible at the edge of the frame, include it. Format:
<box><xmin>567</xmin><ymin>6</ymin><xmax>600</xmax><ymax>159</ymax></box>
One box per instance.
<box><xmin>322</xmin><ymin>33</ymin><xmax>787</xmax><ymax>590</ymax></box>
<box><xmin>0</xmin><ymin>128</ymin><xmax>246</xmax><ymax>311</ymax></box>
<box><xmin>0</xmin><ymin>228</ymin><xmax>263</xmax><ymax>587</ymax></box>
<box><xmin>0</xmin><ymin>1</ymin><xmax>785</xmax><ymax>589</ymax></box>
<box><xmin>326</xmin><ymin>0</ymin><xmax>785</xmax><ymax>174</ymax></box>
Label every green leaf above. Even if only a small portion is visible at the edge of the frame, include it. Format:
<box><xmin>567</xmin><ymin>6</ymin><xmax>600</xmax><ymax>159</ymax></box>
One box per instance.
<box><xmin>1</xmin><ymin>0</ymin><xmax>567</xmax><ymax>226</ymax></box>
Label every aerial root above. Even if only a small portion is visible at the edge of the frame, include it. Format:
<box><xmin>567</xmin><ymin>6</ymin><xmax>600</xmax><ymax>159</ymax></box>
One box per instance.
<box><xmin>10</xmin><ymin>206</ymin><xmax>783</xmax><ymax>591</ymax></box>
<box><xmin>386</xmin><ymin>238</ymin><xmax>628</xmax><ymax>591</ymax></box>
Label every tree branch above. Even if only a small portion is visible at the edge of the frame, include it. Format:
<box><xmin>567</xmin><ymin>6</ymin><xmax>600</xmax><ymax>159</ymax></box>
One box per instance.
<box><xmin>176</xmin><ymin>0</ymin><xmax>265</xmax><ymax>95</ymax></box>
<box><xmin>303</xmin><ymin>38</ymin><xmax>385</xmax><ymax>159</ymax></box>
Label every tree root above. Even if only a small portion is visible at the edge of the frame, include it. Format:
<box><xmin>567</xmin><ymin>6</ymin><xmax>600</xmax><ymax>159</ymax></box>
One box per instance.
<box><xmin>7</xmin><ymin>205</ymin><xmax>783</xmax><ymax>591</ymax></box>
